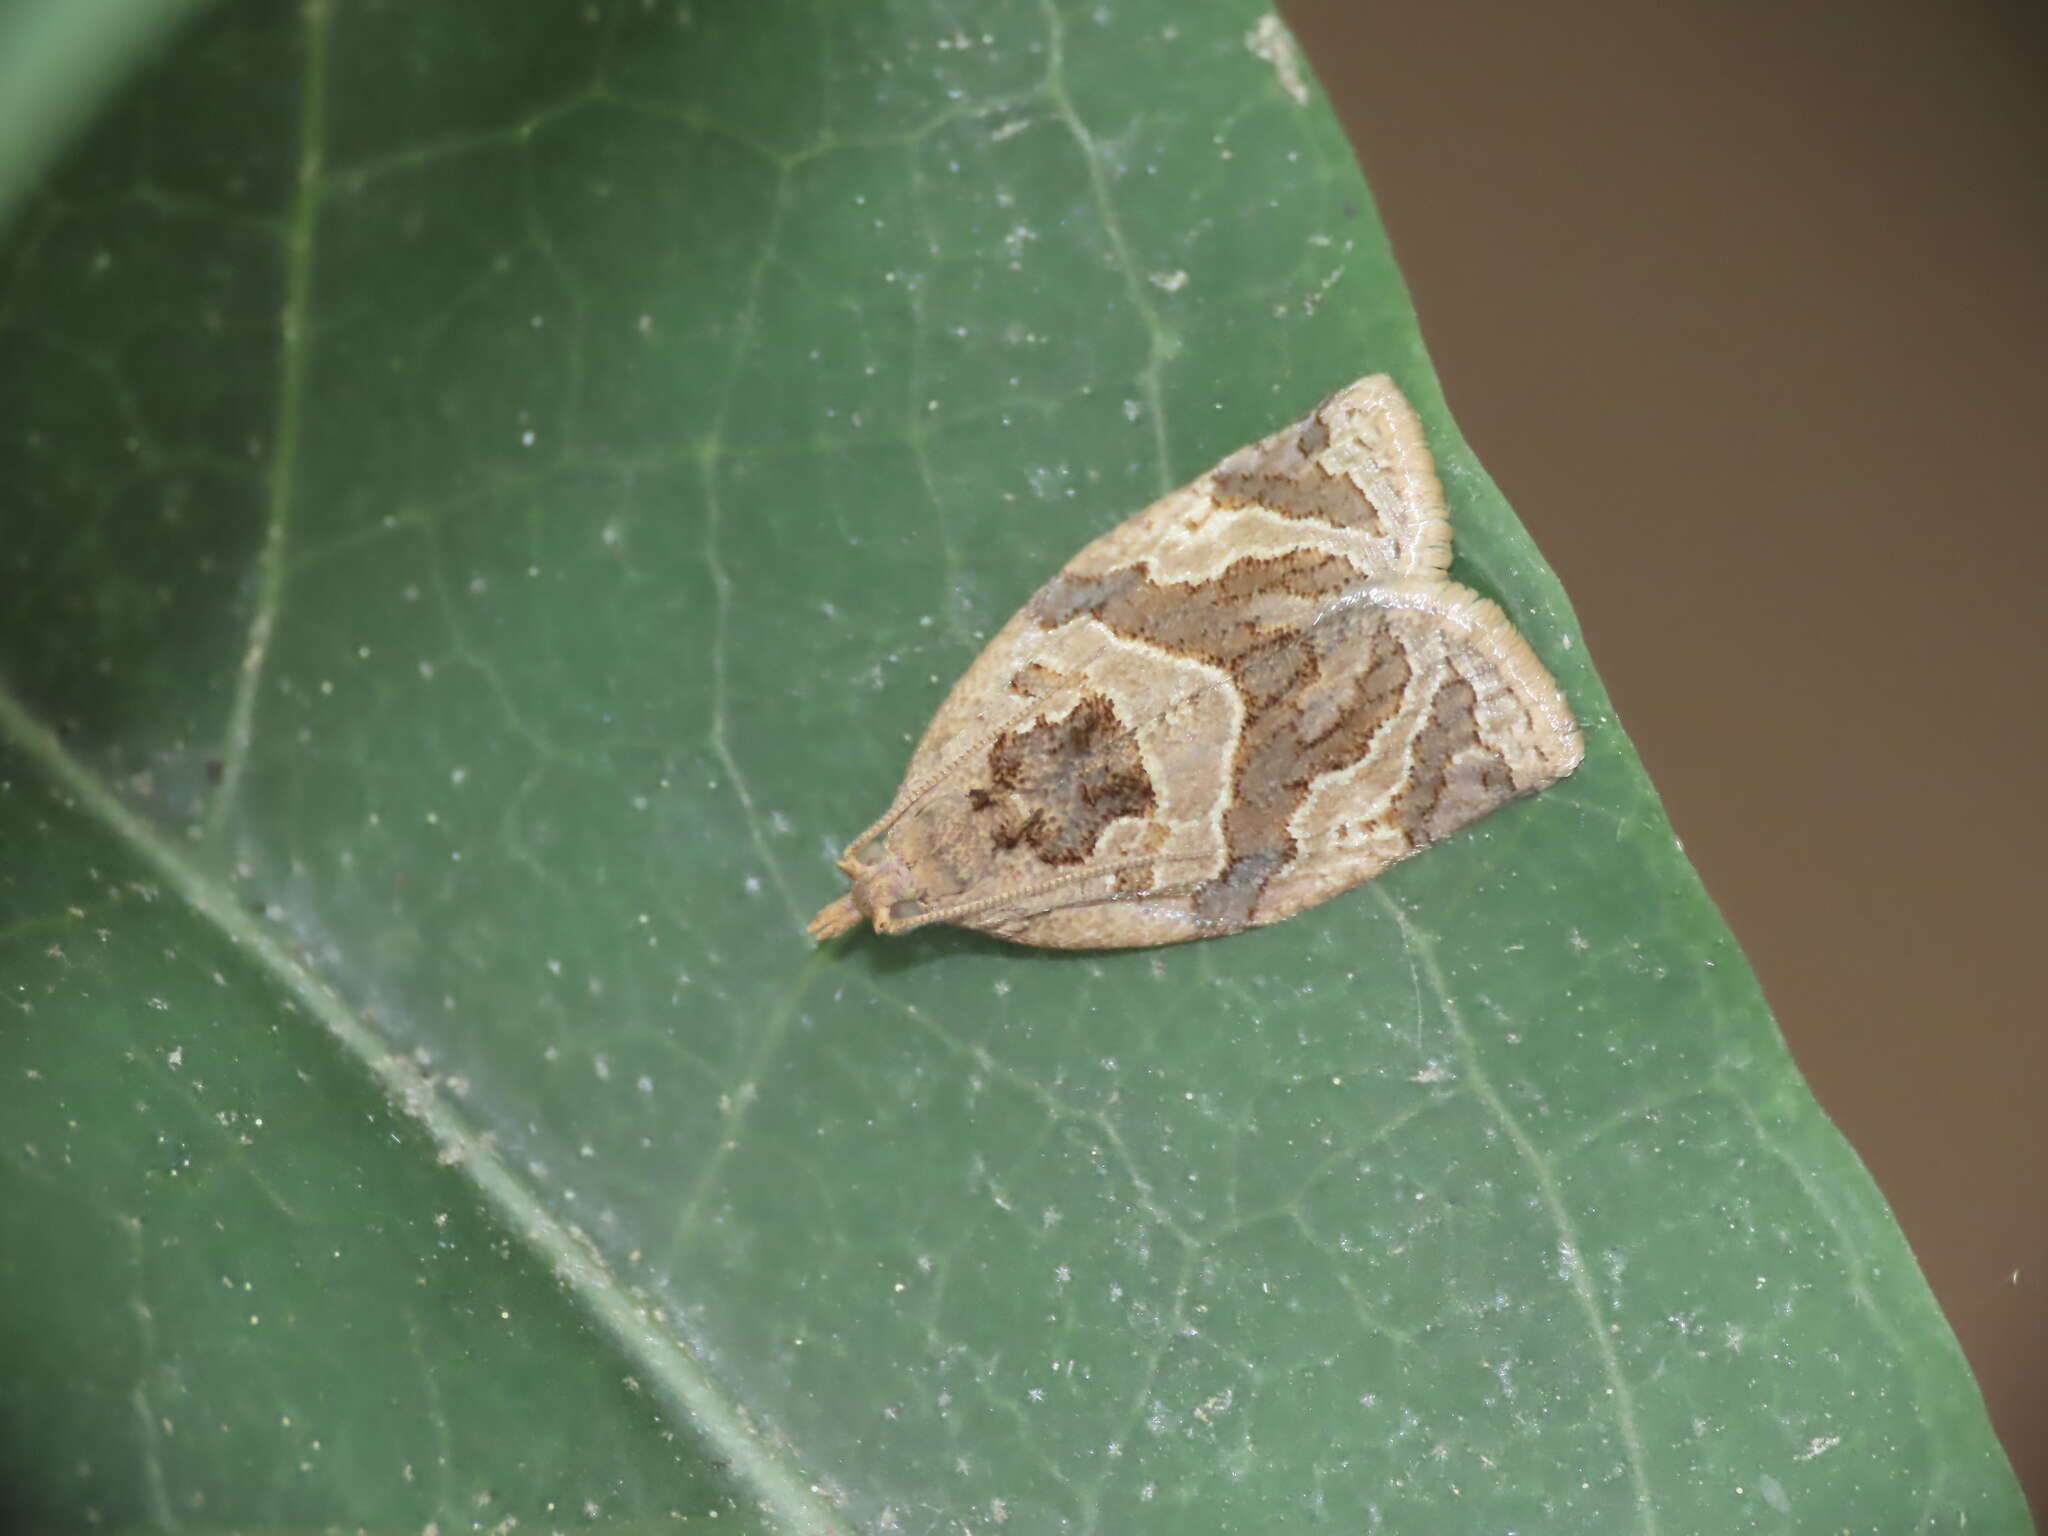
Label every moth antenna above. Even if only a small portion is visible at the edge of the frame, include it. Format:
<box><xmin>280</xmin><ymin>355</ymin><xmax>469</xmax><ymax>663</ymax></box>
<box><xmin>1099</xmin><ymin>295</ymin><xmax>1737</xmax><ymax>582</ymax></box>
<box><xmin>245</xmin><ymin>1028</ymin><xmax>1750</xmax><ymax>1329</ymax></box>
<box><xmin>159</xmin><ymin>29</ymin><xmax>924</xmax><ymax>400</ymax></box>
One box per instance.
<box><xmin>874</xmin><ymin>850</ymin><xmax>1213</xmax><ymax>934</ymax></box>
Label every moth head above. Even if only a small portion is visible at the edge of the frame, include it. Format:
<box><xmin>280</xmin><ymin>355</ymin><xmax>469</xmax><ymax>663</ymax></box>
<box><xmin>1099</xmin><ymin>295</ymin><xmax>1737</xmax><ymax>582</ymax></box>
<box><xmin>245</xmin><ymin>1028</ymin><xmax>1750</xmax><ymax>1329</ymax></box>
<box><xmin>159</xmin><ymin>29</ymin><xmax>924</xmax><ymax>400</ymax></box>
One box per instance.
<box><xmin>837</xmin><ymin>845</ymin><xmax>929</xmax><ymax>933</ymax></box>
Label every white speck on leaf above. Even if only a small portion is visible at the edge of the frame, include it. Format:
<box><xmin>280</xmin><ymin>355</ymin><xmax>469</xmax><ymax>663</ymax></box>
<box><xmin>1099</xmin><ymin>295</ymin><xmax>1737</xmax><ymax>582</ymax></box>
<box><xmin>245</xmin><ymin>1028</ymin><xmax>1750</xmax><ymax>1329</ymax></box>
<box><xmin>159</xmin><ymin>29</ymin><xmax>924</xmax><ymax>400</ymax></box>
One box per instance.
<box><xmin>1244</xmin><ymin>14</ymin><xmax>1309</xmax><ymax>104</ymax></box>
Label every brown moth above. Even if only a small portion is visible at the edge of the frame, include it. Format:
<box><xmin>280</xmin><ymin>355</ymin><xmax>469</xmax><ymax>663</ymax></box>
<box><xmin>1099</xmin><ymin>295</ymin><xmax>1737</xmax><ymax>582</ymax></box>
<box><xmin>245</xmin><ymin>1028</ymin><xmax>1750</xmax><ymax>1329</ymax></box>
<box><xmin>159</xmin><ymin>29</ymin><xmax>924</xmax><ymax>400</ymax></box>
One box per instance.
<box><xmin>808</xmin><ymin>375</ymin><xmax>1583</xmax><ymax>950</ymax></box>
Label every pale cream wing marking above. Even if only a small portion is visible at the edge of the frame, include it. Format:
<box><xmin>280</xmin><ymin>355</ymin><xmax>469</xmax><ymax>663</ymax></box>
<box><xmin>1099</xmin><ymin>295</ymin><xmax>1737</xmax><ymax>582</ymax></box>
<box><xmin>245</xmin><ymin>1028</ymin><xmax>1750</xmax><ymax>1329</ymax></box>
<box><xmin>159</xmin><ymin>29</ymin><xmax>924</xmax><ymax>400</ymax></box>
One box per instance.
<box><xmin>1005</xmin><ymin>375</ymin><xmax>1450</xmax><ymax>595</ymax></box>
<box><xmin>1372</xmin><ymin>577</ymin><xmax>1583</xmax><ymax>778</ymax></box>
<box><xmin>1309</xmin><ymin>375</ymin><xmax>1454</xmax><ymax>579</ymax></box>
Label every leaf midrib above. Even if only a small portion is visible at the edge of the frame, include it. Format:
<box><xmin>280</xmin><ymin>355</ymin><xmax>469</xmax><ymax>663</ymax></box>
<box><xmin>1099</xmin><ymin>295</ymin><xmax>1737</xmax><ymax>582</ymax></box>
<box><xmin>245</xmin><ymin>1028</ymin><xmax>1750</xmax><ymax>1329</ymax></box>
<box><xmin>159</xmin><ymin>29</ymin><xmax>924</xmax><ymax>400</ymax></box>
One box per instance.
<box><xmin>0</xmin><ymin>680</ymin><xmax>838</xmax><ymax>1531</ymax></box>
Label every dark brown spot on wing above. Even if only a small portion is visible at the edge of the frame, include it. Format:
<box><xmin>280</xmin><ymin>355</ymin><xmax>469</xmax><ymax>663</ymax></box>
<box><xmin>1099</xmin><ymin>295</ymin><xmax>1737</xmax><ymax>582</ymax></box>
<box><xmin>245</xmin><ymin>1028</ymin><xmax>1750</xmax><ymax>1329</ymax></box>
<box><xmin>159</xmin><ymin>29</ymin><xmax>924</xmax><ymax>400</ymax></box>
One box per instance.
<box><xmin>969</xmin><ymin>692</ymin><xmax>1156</xmax><ymax>866</ymax></box>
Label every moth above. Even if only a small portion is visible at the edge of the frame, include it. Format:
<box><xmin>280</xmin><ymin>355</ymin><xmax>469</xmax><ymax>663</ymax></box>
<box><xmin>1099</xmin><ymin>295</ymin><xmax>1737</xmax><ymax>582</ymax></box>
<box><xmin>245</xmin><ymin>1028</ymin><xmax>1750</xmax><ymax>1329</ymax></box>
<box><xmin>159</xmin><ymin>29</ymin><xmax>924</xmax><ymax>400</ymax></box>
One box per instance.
<box><xmin>809</xmin><ymin>375</ymin><xmax>1583</xmax><ymax>950</ymax></box>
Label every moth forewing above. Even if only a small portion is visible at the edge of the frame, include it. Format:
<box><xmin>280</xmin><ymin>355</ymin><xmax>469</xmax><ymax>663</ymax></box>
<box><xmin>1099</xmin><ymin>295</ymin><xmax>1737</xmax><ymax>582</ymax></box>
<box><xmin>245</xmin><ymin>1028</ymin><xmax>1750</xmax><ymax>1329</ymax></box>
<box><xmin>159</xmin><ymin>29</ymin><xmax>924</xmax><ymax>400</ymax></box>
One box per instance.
<box><xmin>809</xmin><ymin>374</ymin><xmax>1582</xmax><ymax>949</ymax></box>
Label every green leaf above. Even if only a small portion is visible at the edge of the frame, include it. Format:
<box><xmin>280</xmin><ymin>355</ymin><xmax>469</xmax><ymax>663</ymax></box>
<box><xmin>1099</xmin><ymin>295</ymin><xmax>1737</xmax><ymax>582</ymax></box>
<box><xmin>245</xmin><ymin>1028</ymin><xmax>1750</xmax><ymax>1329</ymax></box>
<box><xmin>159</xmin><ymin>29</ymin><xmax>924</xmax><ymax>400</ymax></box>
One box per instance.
<box><xmin>0</xmin><ymin>0</ymin><xmax>215</xmax><ymax>232</ymax></box>
<box><xmin>0</xmin><ymin>1</ymin><xmax>2025</xmax><ymax>1532</ymax></box>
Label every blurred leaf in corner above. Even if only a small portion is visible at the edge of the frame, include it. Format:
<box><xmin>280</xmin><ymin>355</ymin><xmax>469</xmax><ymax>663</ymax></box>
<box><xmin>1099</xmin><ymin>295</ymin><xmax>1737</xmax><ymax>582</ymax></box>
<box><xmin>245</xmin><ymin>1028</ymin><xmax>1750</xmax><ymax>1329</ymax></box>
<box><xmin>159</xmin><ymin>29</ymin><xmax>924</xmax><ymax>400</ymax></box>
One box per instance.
<box><xmin>0</xmin><ymin>0</ymin><xmax>217</xmax><ymax>230</ymax></box>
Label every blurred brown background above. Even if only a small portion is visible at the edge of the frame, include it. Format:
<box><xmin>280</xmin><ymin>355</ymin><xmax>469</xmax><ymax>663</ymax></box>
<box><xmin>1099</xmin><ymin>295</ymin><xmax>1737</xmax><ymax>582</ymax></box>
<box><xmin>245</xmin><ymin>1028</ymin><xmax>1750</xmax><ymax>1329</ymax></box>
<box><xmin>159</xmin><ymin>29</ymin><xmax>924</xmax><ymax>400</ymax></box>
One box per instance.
<box><xmin>1281</xmin><ymin>0</ymin><xmax>2045</xmax><ymax>1517</ymax></box>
